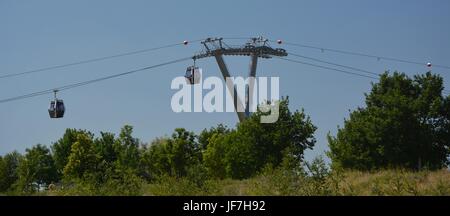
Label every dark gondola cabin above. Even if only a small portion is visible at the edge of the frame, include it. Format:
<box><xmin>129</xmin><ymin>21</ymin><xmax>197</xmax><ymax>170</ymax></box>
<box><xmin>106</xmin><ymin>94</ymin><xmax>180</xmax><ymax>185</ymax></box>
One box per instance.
<box><xmin>185</xmin><ymin>66</ymin><xmax>201</xmax><ymax>85</ymax></box>
<box><xmin>48</xmin><ymin>99</ymin><xmax>65</xmax><ymax>118</ymax></box>
<box><xmin>48</xmin><ymin>90</ymin><xmax>65</xmax><ymax>118</ymax></box>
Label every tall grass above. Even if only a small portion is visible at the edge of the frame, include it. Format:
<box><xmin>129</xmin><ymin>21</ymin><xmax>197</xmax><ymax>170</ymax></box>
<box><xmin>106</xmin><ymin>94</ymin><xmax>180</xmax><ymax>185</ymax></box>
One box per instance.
<box><xmin>141</xmin><ymin>169</ymin><xmax>450</xmax><ymax>196</ymax></box>
<box><xmin>36</xmin><ymin>169</ymin><xmax>450</xmax><ymax>196</ymax></box>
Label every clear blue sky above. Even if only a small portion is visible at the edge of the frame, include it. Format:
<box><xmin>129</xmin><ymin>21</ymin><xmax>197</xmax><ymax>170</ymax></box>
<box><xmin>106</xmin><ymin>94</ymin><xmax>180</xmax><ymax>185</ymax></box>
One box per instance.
<box><xmin>1</xmin><ymin>0</ymin><xmax>449</xmax><ymax>162</ymax></box>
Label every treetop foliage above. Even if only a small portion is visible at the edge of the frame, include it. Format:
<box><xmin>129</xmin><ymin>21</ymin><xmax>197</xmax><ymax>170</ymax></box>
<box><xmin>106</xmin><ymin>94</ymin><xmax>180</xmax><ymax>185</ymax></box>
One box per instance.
<box><xmin>328</xmin><ymin>71</ymin><xmax>450</xmax><ymax>170</ymax></box>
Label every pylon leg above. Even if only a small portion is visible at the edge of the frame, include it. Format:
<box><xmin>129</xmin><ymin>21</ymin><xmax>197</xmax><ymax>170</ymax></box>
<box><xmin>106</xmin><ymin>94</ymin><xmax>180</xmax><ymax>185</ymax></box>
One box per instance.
<box><xmin>214</xmin><ymin>53</ymin><xmax>247</xmax><ymax>122</ymax></box>
<box><xmin>246</xmin><ymin>54</ymin><xmax>258</xmax><ymax>117</ymax></box>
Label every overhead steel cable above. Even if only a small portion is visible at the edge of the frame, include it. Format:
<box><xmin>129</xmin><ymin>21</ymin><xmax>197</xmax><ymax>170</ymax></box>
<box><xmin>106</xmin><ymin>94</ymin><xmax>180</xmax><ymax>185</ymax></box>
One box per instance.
<box><xmin>277</xmin><ymin>57</ymin><xmax>379</xmax><ymax>80</ymax></box>
<box><xmin>0</xmin><ymin>39</ymin><xmax>203</xmax><ymax>79</ymax></box>
<box><xmin>278</xmin><ymin>57</ymin><xmax>450</xmax><ymax>94</ymax></box>
<box><xmin>287</xmin><ymin>52</ymin><xmax>380</xmax><ymax>77</ymax></box>
<box><xmin>0</xmin><ymin>56</ymin><xmax>192</xmax><ymax>104</ymax></box>
<box><xmin>276</xmin><ymin>40</ymin><xmax>450</xmax><ymax>70</ymax></box>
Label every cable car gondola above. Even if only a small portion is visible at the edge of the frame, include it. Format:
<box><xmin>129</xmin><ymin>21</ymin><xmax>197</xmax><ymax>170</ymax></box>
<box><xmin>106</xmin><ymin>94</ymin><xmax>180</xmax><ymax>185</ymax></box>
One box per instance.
<box><xmin>48</xmin><ymin>90</ymin><xmax>65</xmax><ymax>118</ymax></box>
<box><xmin>185</xmin><ymin>66</ymin><xmax>201</xmax><ymax>85</ymax></box>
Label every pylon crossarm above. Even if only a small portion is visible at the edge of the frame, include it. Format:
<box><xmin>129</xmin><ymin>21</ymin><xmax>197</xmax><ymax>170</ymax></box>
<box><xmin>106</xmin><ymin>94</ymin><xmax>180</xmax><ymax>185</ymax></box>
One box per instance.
<box><xmin>194</xmin><ymin>46</ymin><xmax>287</xmax><ymax>60</ymax></box>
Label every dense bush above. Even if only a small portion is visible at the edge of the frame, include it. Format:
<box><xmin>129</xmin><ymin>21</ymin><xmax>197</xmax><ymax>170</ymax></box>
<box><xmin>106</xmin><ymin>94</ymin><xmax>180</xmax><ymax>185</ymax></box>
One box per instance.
<box><xmin>328</xmin><ymin>72</ymin><xmax>450</xmax><ymax>170</ymax></box>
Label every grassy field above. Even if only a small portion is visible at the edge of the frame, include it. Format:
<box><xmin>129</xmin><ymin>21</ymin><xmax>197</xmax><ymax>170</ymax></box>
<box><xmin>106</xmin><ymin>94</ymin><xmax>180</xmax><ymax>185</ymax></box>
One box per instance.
<box><xmin>44</xmin><ymin>168</ymin><xmax>450</xmax><ymax>196</ymax></box>
<box><xmin>141</xmin><ymin>169</ymin><xmax>450</xmax><ymax>196</ymax></box>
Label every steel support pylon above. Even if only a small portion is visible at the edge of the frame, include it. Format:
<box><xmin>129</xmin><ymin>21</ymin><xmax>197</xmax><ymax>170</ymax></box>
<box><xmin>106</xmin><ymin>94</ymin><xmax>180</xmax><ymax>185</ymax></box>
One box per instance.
<box><xmin>193</xmin><ymin>37</ymin><xmax>287</xmax><ymax>122</ymax></box>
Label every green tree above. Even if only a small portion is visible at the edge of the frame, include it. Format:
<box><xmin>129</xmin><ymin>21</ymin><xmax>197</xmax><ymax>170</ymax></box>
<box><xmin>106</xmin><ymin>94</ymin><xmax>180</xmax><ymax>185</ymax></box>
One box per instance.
<box><xmin>198</xmin><ymin>124</ymin><xmax>231</xmax><ymax>151</ymax></box>
<box><xmin>141</xmin><ymin>137</ymin><xmax>172</xmax><ymax>179</ymax></box>
<box><xmin>203</xmin><ymin>133</ymin><xmax>228</xmax><ymax>178</ymax></box>
<box><xmin>198</xmin><ymin>124</ymin><xmax>232</xmax><ymax>179</ymax></box>
<box><xmin>52</xmin><ymin>129</ymin><xmax>94</xmax><ymax>178</ymax></box>
<box><xmin>0</xmin><ymin>151</ymin><xmax>21</xmax><ymax>192</ymax></box>
<box><xmin>141</xmin><ymin>128</ymin><xmax>199</xmax><ymax>178</ymax></box>
<box><xmin>222</xmin><ymin>131</ymin><xmax>258</xmax><ymax>179</ymax></box>
<box><xmin>94</xmin><ymin>132</ymin><xmax>117</xmax><ymax>165</ymax></box>
<box><xmin>16</xmin><ymin>145</ymin><xmax>57</xmax><ymax>193</ymax></box>
<box><xmin>114</xmin><ymin>125</ymin><xmax>140</xmax><ymax>172</ymax></box>
<box><xmin>328</xmin><ymin>72</ymin><xmax>450</xmax><ymax>170</ymax></box>
<box><xmin>91</xmin><ymin>132</ymin><xmax>118</xmax><ymax>184</ymax></box>
<box><xmin>63</xmin><ymin>134</ymin><xmax>99</xmax><ymax>180</ymax></box>
<box><xmin>239</xmin><ymin>97</ymin><xmax>316</xmax><ymax>168</ymax></box>
<box><xmin>169</xmin><ymin>128</ymin><xmax>200</xmax><ymax>177</ymax></box>
<box><xmin>203</xmin><ymin>97</ymin><xmax>317</xmax><ymax>179</ymax></box>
